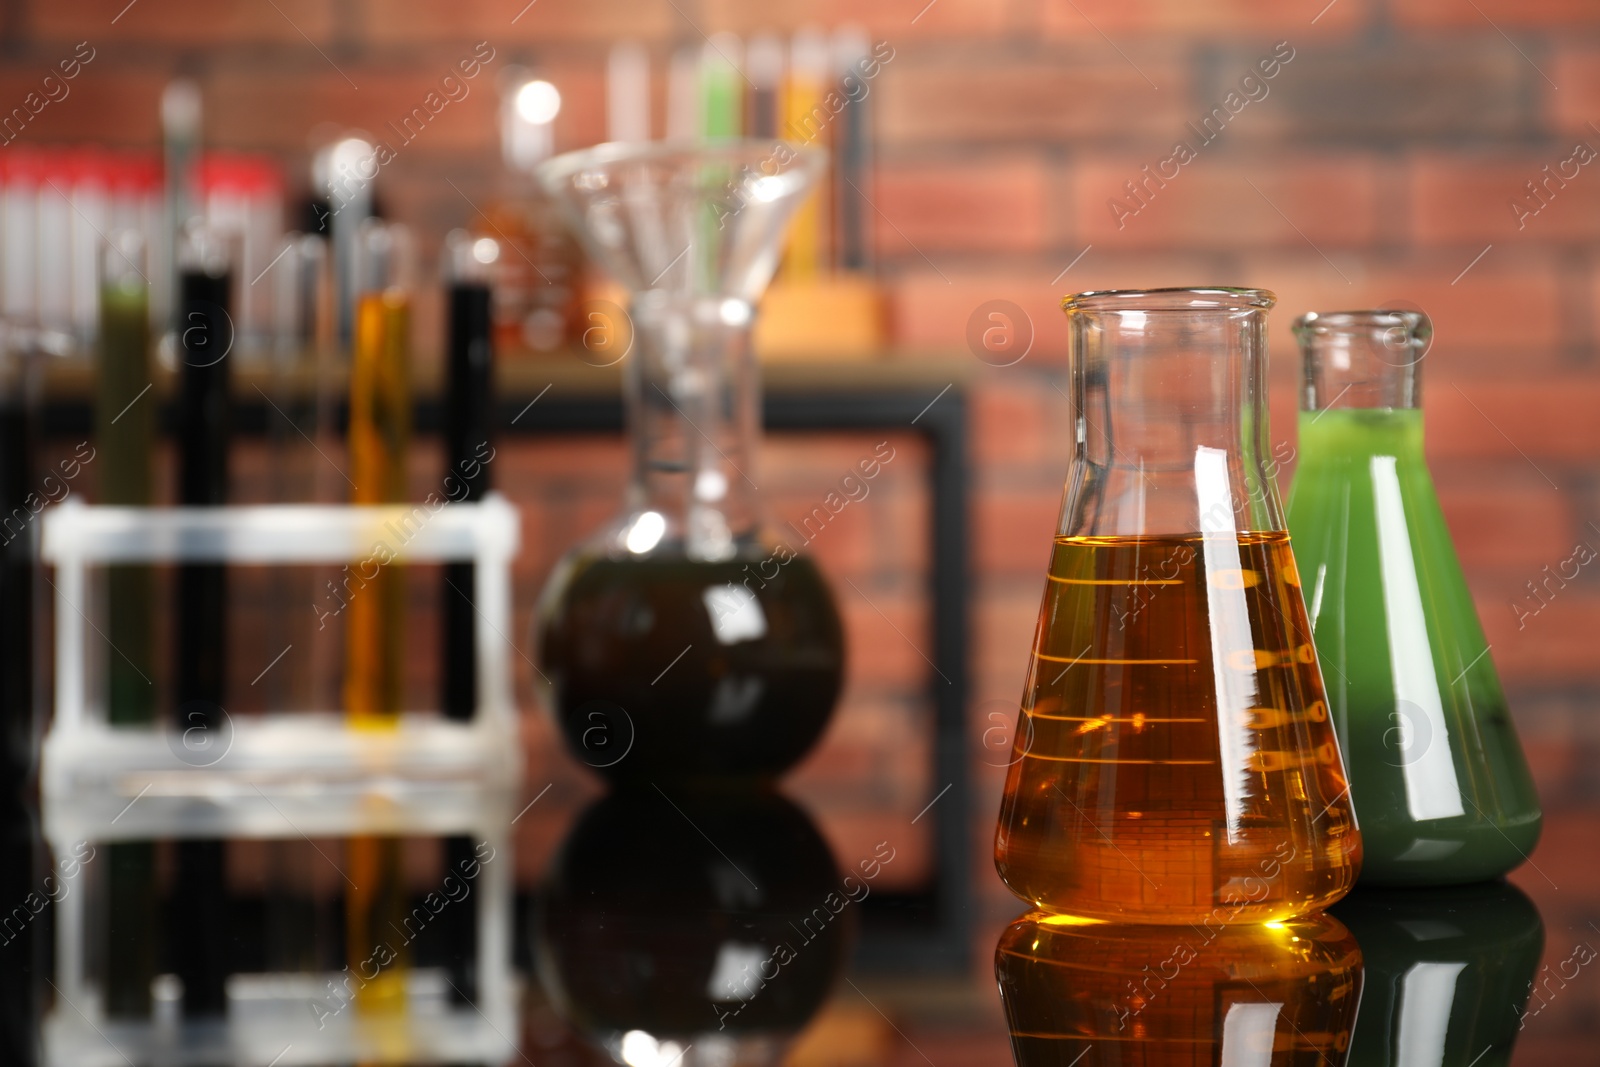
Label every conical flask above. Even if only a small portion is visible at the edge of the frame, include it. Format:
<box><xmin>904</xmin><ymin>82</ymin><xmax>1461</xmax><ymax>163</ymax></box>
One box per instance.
<box><xmin>1332</xmin><ymin>881</ymin><xmax>1544</xmax><ymax>1067</ymax></box>
<box><xmin>994</xmin><ymin>288</ymin><xmax>1361</xmax><ymax>924</ymax></box>
<box><xmin>996</xmin><ymin>910</ymin><xmax>1362</xmax><ymax>1067</ymax></box>
<box><xmin>1285</xmin><ymin>310</ymin><xmax>1541</xmax><ymax>884</ymax></box>
<box><xmin>533</xmin><ymin>143</ymin><xmax>844</xmax><ymax>783</ymax></box>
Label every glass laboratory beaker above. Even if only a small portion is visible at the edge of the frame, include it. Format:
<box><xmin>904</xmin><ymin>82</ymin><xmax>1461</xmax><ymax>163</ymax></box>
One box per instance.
<box><xmin>1285</xmin><ymin>310</ymin><xmax>1541</xmax><ymax>884</ymax></box>
<box><xmin>533</xmin><ymin>143</ymin><xmax>844</xmax><ymax>783</ymax></box>
<box><xmin>994</xmin><ymin>288</ymin><xmax>1361</xmax><ymax>924</ymax></box>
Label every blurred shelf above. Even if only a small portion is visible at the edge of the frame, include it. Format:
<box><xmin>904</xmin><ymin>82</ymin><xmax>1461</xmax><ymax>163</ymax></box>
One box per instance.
<box><xmin>32</xmin><ymin>350</ymin><xmax>974</xmax><ymax>438</ymax></box>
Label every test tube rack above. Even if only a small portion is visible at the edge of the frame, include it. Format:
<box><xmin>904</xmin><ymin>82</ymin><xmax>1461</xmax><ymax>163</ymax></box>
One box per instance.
<box><xmin>38</xmin><ymin>495</ymin><xmax>523</xmax><ymax>1067</ymax></box>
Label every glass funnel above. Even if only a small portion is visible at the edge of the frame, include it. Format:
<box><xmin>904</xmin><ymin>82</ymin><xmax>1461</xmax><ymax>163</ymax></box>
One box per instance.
<box><xmin>1332</xmin><ymin>881</ymin><xmax>1543</xmax><ymax>1067</ymax></box>
<box><xmin>994</xmin><ymin>288</ymin><xmax>1361</xmax><ymax>924</ymax></box>
<box><xmin>533</xmin><ymin>142</ymin><xmax>843</xmax><ymax>783</ymax></box>
<box><xmin>1285</xmin><ymin>310</ymin><xmax>1541</xmax><ymax>884</ymax></box>
<box><xmin>996</xmin><ymin>910</ymin><xmax>1363</xmax><ymax>1066</ymax></box>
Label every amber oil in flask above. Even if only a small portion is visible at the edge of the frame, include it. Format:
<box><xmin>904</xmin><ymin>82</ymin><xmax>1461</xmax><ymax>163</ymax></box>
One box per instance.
<box><xmin>994</xmin><ymin>289</ymin><xmax>1360</xmax><ymax>924</ymax></box>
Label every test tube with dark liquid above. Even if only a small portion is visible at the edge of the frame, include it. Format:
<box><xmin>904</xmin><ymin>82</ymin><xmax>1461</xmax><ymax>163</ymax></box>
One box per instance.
<box><xmin>438</xmin><ymin>231</ymin><xmax>496</xmax><ymax>1000</ymax></box>
<box><xmin>0</xmin><ymin>317</ymin><xmax>38</xmax><ymax>1065</ymax></box>
<box><xmin>172</xmin><ymin>222</ymin><xmax>235</xmax><ymax>1018</ymax></box>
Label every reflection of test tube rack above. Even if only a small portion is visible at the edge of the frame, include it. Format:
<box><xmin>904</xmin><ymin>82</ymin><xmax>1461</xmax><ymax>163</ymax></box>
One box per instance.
<box><xmin>37</xmin><ymin>497</ymin><xmax>522</xmax><ymax>1067</ymax></box>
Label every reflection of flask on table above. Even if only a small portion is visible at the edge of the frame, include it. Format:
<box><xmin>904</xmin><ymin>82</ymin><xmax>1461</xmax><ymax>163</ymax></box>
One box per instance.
<box><xmin>538</xmin><ymin>788</ymin><xmax>851</xmax><ymax>1066</ymax></box>
<box><xmin>345</xmin><ymin>219</ymin><xmax>413</xmax><ymax>1018</ymax></box>
<box><xmin>996</xmin><ymin>910</ymin><xmax>1362</xmax><ymax>1066</ymax></box>
<box><xmin>1333</xmin><ymin>881</ymin><xmax>1543</xmax><ymax>1067</ymax></box>
<box><xmin>994</xmin><ymin>288</ymin><xmax>1360</xmax><ymax>924</ymax></box>
<box><xmin>1286</xmin><ymin>310</ymin><xmax>1541</xmax><ymax>885</ymax></box>
<box><xmin>532</xmin><ymin>142</ymin><xmax>843</xmax><ymax>784</ymax></box>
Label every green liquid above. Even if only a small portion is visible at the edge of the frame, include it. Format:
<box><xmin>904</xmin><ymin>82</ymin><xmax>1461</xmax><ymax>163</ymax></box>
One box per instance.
<box><xmin>96</xmin><ymin>281</ymin><xmax>159</xmax><ymax>1018</ymax></box>
<box><xmin>1333</xmin><ymin>881</ymin><xmax>1544</xmax><ymax>1067</ymax></box>
<box><xmin>1286</xmin><ymin>409</ymin><xmax>1540</xmax><ymax>885</ymax></box>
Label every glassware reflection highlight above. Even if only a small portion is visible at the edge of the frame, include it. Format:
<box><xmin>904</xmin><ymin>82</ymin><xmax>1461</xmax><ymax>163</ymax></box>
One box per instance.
<box><xmin>536</xmin><ymin>788</ymin><xmax>851</xmax><ymax>1066</ymax></box>
<box><xmin>1332</xmin><ymin>881</ymin><xmax>1544</xmax><ymax>1067</ymax></box>
<box><xmin>996</xmin><ymin>910</ymin><xmax>1362</xmax><ymax>1066</ymax></box>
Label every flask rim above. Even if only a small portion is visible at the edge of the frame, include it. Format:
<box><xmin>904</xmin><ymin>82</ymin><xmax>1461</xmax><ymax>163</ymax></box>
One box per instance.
<box><xmin>1062</xmin><ymin>287</ymin><xmax>1275</xmax><ymax>314</ymax></box>
<box><xmin>1292</xmin><ymin>308</ymin><xmax>1432</xmax><ymax>343</ymax></box>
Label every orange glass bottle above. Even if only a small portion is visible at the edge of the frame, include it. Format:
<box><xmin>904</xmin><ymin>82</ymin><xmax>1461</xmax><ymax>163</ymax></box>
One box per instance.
<box><xmin>993</xmin><ymin>288</ymin><xmax>1361</xmax><ymax>924</ymax></box>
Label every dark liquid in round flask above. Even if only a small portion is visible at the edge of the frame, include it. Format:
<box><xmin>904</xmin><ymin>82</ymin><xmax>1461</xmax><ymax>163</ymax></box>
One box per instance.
<box><xmin>538</xmin><ymin>550</ymin><xmax>842</xmax><ymax>781</ymax></box>
<box><xmin>533</xmin><ymin>141</ymin><xmax>843</xmax><ymax>784</ymax></box>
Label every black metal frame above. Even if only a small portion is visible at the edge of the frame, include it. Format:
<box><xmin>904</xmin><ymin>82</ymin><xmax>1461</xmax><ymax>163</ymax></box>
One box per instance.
<box><xmin>38</xmin><ymin>382</ymin><xmax>974</xmax><ymax>974</ymax></box>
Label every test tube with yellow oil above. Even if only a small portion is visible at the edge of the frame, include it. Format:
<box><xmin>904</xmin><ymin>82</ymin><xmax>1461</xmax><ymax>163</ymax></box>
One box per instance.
<box><xmin>345</xmin><ymin>219</ymin><xmax>413</xmax><ymax>1025</ymax></box>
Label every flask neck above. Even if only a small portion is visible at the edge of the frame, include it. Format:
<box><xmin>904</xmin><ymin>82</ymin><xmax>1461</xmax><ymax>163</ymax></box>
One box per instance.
<box><xmin>1064</xmin><ymin>289</ymin><xmax>1280</xmax><ymax>537</ymax></box>
<box><xmin>1296</xmin><ymin>310</ymin><xmax>1429</xmax><ymax>412</ymax></box>
<box><xmin>621</xmin><ymin>292</ymin><xmax>761</xmax><ymax>561</ymax></box>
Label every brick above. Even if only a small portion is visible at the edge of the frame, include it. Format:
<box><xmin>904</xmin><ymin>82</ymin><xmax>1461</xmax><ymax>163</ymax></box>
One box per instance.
<box><xmin>872</xmin><ymin>154</ymin><xmax>1050</xmax><ymax>255</ymax></box>
<box><xmin>837</xmin><ymin>581</ymin><xmax>932</xmax><ymax>689</ymax></box>
<box><xmin>1410</xmin><ymin>151</ymin><xmax>1600</xmax><ymax>245</ymax></box>
<box><xmin>31</xmin><ymin>0</ymin><xmax>334</xmax><ymax>45</ymax></box>
<box><xmin>1393</xmin><ymin>0</ymin><xmax>1600</xmax><ymax>27</ymax></box>
<box><xmin>1075</xmin><ymin>156</ymin><xmax>1380</xmax><ymax>249</ymax></box>
<box><xmin>0</xmin><ymin>64</ymin><xmax>167</xmax><ymax>146</ymax></box>
<box><xmin>353</xmin><ymin>0</ymin><xmax>674</xmax><ymax>45</ymax></box>
<box><xmin>1507</xmin><ymin>812</ymin><xmax>1600</xmax><ymax>901</ymax></box>
<box><xmin>205</xmin><ymin>63</ymin><xmax>499</xmax><ymax>155</ymax></box>
<box><xmin>887</xmin><ymin>255</ymin><xmax>1227</xmax><ymax>362</ymax></box>
<box><xmin>1430</xmin><ymin>377</ymin><xmax>1600</xmax><ymax>462</ymax></box>
<box><xmin>1258</xmin><ymin>42</ymin><xmax>1531</xmax><ymax>141</ymax></box>
<box><xmin>1435</xmin><ymin>479</ymin><xmax>1576</xmax><ymax>572</ymax></box>
<box><xmin>975</xmin><ymin>487</ymin><xmax>1058</xmax><ymax>577</ymax></box>
<box><xmin>771</xmin><ymin>490</ymin><xmax>877</xmax><ymax>577</ymax></box>
<box><xmin>970</xmin><ymin>377</ymin><xmax>1058</xmax><ymax>467</ymax></box>
<box><xmin>1478</xmin><ymin>588</ymin><xmax>1600</xmax><ymax>684</ymax></box>
<box><xmin>878</xmin><ymin>50</ymin><xmax>1187</xmax><ymax>146</ymax></box>
<box><xmin>1550</xmin><ymin>46</ymin><xmax>1600</xmax><ymax>135</ymax></box>
<box><xmin>889</xmin><ymin>270</ymin><xmax>1072</xmax><ymax>362</ymax></box>
<box><xmin>1041</xmin><ymin>0</ymin><xmax>1372</xmax><ymax>38</ymax></box>
<box><xmin>975</xmin><ymin>581</ymin><xmax>1046</xmax><ymax>699</ymax></box>
<box><xmin>870</xmin><ymin>486</ymin><xmax>934</xmax><ymax>579</ymax></box>
<box><xmin>701</xmin><ymin>0</ymin><xmax>1008</xmax><ymax>37</ymax></box>
<box><xmin>1236</xmin><ymin>250</ymin><xmax>1566</xmax><ymax>357</ymax></box>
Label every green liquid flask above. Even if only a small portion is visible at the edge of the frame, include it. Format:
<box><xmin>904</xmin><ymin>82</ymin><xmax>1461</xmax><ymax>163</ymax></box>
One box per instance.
<box><xmin>1285</xmin><ymin>310</ymin><xmax>1541</xmax><ymax>885</ymax></box>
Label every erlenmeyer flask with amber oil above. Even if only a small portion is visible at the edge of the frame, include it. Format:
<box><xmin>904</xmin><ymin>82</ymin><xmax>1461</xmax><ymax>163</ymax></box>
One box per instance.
<box><xmin>994</xmin><ymin>288</ymin><xmax>1361</xmax><ymax>924</ymax></box>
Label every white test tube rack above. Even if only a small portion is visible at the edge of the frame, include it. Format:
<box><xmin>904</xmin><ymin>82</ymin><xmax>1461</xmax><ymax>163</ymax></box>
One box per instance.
<box><xmin>38</xmin><ymin>495</ymin><xmax>523</xmax><ymax>1067</ymax></box>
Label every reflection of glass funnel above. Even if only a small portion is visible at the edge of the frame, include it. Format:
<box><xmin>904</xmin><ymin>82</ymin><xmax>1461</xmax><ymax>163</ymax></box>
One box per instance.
<box><xmin>1333</xmin><ymin>881</ymin><xmax>1544</xmax><ymax>1067</ymax></box>
<box><xmin>996</xmin><ymin>911</ymin><xmax>1362</xmax><ymax>1066</ymax></box>
<box><xmin>531</xmin><ymin>142</ymin><xmax>844</xmax><ymax>785</ymax></box>
<box><xmin>536</xmin><ymin>140</ymin><xmax>825</xmax><ymax>302</ymax></box>
<box><xmin>535</xmin><ymin>788</ymin><xmax>852</xmax><ymax>1067</ymax></box>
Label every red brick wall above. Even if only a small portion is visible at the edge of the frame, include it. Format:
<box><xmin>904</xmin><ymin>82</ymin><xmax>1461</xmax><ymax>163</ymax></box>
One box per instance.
<box><xmin>11</xmin><ymin>0</ymin><xmax>1600</xmax><ymax>1023</ymax></box>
